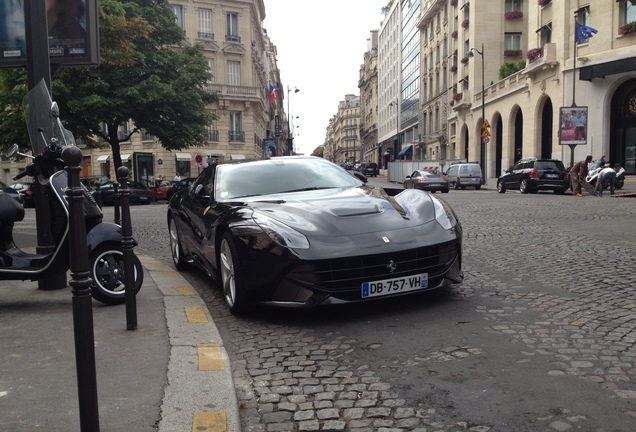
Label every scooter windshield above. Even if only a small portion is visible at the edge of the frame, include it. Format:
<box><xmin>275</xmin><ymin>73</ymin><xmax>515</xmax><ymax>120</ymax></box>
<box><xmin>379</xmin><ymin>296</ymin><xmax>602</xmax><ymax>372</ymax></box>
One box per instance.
<box><xmin>22</xmin><ymin>79</ymin><xmax>76</xmax><ymax>156</ymax></box>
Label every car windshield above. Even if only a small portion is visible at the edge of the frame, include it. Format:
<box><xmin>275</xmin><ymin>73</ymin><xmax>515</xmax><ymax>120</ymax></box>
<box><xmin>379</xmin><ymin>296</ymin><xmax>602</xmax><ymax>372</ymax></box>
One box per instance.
<box><xmin>216</xmin><ymin>158</ymin><xmax>362</xmax><ymax>200</ymax></box>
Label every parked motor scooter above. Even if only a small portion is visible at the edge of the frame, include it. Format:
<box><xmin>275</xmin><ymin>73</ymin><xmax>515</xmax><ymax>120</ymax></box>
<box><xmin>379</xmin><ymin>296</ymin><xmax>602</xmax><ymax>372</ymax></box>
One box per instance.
<box><xmin>586</xmin><ymin>164</ymin><xmax>625</xmax><ymax>191</ymax></box>
<box><xmin>0</xmin><ymin>80</ymin><xmax>142</xmax><ymax>305</ymax></box>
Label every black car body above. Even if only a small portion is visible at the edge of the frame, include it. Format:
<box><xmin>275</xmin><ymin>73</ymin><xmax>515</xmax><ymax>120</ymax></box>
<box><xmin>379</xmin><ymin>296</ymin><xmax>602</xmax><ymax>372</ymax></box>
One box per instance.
<box><xmin>166</xmin><ymin>177</ymin><xmax>196</xmax><ymax>201</ymax></box>
<box><xmin>0</xmin><ymin>180</ymin><xmax>20</xmax><ymax>202</ymax></box>
<box><xmin>9</xmin><ymin>182</ymin><xmax>33</xmax><ymax>206</ymax></box>
<box><xmin>167</xmin><ymin>157</ymin><xmax>463</xmax><ymax>314</ymax></box>
<box><xmin>497</xmin><ymin>158</ymin><xmax>569</xmax><ymax>194</ymax></box>
<box><xmin>403</xmin><ymin>170</ymin><xmax>449</xmax><ymax>193</ymax></box>
<box><xmin>360</xmin><ymin>162</ymin><xmax>379</xmax><ymax>177</ymax></box>
<box><xmin>98</xmin><ymin>181</ymin><xmax>155</xmax><ymax>205</ymax></box>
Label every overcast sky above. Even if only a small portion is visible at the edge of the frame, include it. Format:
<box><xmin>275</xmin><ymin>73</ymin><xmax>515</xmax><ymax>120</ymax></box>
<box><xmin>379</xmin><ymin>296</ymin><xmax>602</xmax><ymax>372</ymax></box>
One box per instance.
<box><xmin>263</xmin><ymin>0</ymin><xmax>388</xmax><ymax>156</ymax></box>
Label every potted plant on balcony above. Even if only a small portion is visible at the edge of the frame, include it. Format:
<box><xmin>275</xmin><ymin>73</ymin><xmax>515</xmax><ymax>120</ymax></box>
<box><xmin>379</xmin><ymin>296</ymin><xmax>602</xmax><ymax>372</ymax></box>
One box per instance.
<box><xmin>451</xmin><ymin>30</ymin><xmax>458</xmax><ymax>39</ymax></box>
<box><xmin>453</xmin><ymin>93</ymin><xmax>462</xmax><ymax>102</ymax></box>
<box><xmin>450</xmin><ymin>64</ymin><xmax>458</xmax><ymax>72</ymax></box>
<box><xmin>449</xmin><ymin>99</ymin><xmax>455</xmax><ymax>107</ymax></box>
<box><xmin>504</xmin><ymin>49</ymin><xmax>522</xmax><ymax>57</ymax></box>
<box><xmin>461</xmin><ymin>19</ymin><xmax>469</xmax><ymax>29</ymax></box>
<box><xmin>538</xmin><ymin>0</ymin><xmax>551</xmax><ymax>6</ymax></box>
<box><xmin>525</xmin><ymin>48</ymin><xmax>542</xmax><ymax>62</ymax></box>
<box><xmin>460</xmin><ymin>56</ymin><xmax>469</xmax><ymax>64</ymax></box>
<box><xmin>450</xmin><ymin>0</ymin><xmax>458</xmax><ymax>6</ymax></box>
<box><xmin>619</xmin><ymin>21</ymin><xmax>636</xmax><ymax>36</ymax></box>
<box><xmin>504</xmin><ymin>10</ymin><xmax>523</xmax><ymax>20</ymax></box>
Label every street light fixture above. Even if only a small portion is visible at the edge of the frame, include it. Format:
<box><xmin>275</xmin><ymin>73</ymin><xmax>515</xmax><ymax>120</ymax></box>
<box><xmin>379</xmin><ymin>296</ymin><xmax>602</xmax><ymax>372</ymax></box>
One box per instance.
<box><xmin>286</xmin><ymin>86</ymin><xmax>300</xmax><ymax>155</ymax></box>
<box><xmin>467</xmin><ymin>43</ymin><xmax>486</xmax><ymax>184</ymax></box>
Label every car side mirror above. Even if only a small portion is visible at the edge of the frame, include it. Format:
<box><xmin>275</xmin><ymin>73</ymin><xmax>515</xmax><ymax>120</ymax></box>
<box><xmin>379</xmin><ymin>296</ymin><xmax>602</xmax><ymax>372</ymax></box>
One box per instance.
<box><xmin>352</xmin><ymin>171</ymin><xmax>368</xmax><ymax>183</ymax></box>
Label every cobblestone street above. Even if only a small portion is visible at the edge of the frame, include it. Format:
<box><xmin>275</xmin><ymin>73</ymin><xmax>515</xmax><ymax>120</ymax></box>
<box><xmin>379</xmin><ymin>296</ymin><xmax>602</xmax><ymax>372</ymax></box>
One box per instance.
<box><xmin>134</xmin><ymin>184</ymin><xmax>636</xmax><ymax>432</ymax></box>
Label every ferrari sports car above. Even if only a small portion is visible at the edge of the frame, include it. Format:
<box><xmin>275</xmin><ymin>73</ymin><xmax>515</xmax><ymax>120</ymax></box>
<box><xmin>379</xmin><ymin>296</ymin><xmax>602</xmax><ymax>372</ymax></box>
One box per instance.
<box><xmin>167</xmin><ymin>156</ymin><xmax>463</xmax><ymax>314</ymax></box>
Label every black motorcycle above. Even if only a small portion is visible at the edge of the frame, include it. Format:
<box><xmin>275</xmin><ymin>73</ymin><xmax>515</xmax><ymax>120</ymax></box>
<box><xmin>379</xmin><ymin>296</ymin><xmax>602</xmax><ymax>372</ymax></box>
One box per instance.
<box><xmin>0</xmin><ymin>80</ymin><xmax>143</xmax><ymax>305</ymax></box>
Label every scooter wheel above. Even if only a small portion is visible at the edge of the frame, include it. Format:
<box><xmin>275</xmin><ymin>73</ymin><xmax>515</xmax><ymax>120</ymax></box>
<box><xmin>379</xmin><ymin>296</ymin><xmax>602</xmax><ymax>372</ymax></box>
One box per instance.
<box><xmin>89</xmin><ymin>243</ymin><xmax>143</xmax><ymax>305</ymax></box>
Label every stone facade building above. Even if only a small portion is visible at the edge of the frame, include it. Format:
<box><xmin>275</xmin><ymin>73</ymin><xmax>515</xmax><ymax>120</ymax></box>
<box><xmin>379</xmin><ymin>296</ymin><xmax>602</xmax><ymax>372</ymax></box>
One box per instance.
<box><xmin>359</xmin><ymin>30</ymin><xmax>379</xmax><ymax>164</ymax></box>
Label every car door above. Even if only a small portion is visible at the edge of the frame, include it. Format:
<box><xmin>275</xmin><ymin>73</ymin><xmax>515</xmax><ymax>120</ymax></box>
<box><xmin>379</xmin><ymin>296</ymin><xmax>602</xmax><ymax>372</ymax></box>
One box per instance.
<box><xmin>404</xmin><ymin>171</ymin><xmax>418</xmax><ymax>188</ymax></box>
<box><xmin>177</xmin><ymin>170</ymin><xmax>213</xmax><ymax>267</ymax></box>
<box><xmin>507</xmin><ymin>162</ymin><xmax>524</xmax><ymax>189</ymax></box>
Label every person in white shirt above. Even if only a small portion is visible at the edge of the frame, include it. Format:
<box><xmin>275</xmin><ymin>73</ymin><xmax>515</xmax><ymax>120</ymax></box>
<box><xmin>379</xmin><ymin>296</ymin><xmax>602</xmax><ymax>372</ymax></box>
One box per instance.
<box><xmin>594</xmin><ymin>165</ymin><xmax>616</xmax><ymax>197</ymax></box>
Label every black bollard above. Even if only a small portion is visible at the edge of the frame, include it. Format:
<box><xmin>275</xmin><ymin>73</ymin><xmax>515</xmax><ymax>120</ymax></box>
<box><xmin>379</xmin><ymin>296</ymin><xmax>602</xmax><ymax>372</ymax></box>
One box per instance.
<box><xmin>117</xmin><ymin>167</ymin><xmax>138</xmax><ymax>330</ymax></box>
<box><xmin>62</xmin><ymin>146</ymin><xmax>100</xmax><ymax>432</ymax></box>
<box><xmin>113</xmin><ymin>181</ymin><xmax>120</xmax><ymax>225</ymax></box>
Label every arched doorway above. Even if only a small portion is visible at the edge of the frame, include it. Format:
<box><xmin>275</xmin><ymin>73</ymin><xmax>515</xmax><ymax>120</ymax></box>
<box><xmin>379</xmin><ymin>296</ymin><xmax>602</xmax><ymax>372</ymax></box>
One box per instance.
<box><xmin>464</xmin><ymin>128</ymin><xmax>469</xmax><ymax>160</ymax></box>
<box><xmin>610</xmin><ymin>79</ymin><xmax>636</xmax><ymax>174</ymax></box>
<box><xmin>540</xmin><ymin>98</ymin><xmax>553</xmax><ymax>159</ymax></box>
<box><xmin>514</xmin><ymin>110</ymin><xmax>523</xmax><ymax>162</ymax></box>
<box><xmin>494</xmin><ymin>114</ymin><xmax>503</xmax><ymax>177</ymax></box>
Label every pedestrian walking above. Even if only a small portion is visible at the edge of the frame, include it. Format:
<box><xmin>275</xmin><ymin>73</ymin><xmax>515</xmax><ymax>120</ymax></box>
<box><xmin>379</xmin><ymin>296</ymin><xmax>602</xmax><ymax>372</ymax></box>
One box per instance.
<box><xmin>593</xmin><ymin>164</ymin><xmax>617</xmax><ymax>197</ymax></box>
<box><xmin>570</xmin><ymin>155</ymin><xmax>593</xmax><ymax>196</ymax></box>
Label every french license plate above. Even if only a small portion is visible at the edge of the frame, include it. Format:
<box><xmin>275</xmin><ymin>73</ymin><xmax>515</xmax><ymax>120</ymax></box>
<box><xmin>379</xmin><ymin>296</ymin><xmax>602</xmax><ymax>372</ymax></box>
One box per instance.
<box><xmin>429</xmin><ymin>183</ymin><xmax>441</xmax><ymax>187</ymax></box>
<box><xmin>470</xmin><ymin>178</ymin><xmax>479</xmax><ymax>183</ymax></box>
<box><xmin>361</xmin><ymin>273</ymin><xmax>428</xmax><ymax>298</ymax></box>
<box><xmin>545</xmin><ymin>174</ymin><xmax>558</xmax><ymax>178</ymax></box>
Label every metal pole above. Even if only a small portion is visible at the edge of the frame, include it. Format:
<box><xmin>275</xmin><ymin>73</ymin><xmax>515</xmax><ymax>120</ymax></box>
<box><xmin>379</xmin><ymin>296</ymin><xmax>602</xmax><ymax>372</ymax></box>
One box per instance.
<box><xmin>62</xmin><ymin>146</ymin><xmax>101</xmax><ymax>432</ymax></box>
<box><xmin>117</xmin><ymin>167</ymin><xmax>138</xmax><ymax>330</ymax></box>
<box><xmin>480</xmin><ymin>43</ymin><xmax>486</xmax><ymax>185</ymax></box>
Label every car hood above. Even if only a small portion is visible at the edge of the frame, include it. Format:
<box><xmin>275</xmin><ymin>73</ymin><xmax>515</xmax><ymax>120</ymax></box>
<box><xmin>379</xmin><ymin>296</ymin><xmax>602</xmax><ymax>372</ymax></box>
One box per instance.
<box><xmin>246</xmin><ymin>185</ymin><xmax>441</xmax><ymax>237</ymax></box>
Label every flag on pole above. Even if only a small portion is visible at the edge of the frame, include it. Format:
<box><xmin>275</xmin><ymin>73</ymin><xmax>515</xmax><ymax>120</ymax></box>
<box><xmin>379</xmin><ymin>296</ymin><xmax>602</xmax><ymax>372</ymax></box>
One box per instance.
<box><xmin>269</xmin><ymin>85</ymin><xmax>276</xmax><ymax>103</ymax></box>
<box><xmin>575</xmin><ymin>21</ymin><xmax>598</xmax><ymax>42</ymax></box>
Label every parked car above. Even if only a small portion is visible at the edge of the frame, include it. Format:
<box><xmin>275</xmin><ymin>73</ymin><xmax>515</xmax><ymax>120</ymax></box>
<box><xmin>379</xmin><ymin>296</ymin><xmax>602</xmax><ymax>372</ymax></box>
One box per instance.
<box><xmin>360</xmin><ymin>162</ymin><xmax>379</xmax><ymax>177</ymax></box>
<box><xmin>0</xmin><ymin>180</ymin><xmax>20</xmax><ymax>202</ymax></box>
<box><xmin>166</xmin><ymin>177</ymin><xmax>196</xmax><ymax>201</ymax></box>
<box><xmin>497</xmin><ymin>158</ymin><xmax>568</xmax><ymax>194</ymax></box>
<box><xmin>167</xmin><ymin>156</ymin><xmax>463</xmax><ymax>314</ymax></box>
<box><xmin>97</xmin><ymin>181</ymin><xmax>155</xmax><ymax>205</ymax></box>
<box><xmin>403</xmin><ymin>170</ymin><xmax>449</xmax><ymax>193</ymax></box>
<box><xmin>80</xmin><ymin>175</ymin><xmax>110</xmax><ymax>192</ymax></box>
<box><xmin>155</xmin><ymin>180</ymin><xmax>175</xmax><ymax>200</ymax></box>
<box><xmin>10</xmin><ymin>182</ymin><xmax>34</xmax><ymax>207</ymax></box>
<box><xmin>444</xmin><ymin>163</ymin><xmax>483</xmax><ymax>190</ymax></box>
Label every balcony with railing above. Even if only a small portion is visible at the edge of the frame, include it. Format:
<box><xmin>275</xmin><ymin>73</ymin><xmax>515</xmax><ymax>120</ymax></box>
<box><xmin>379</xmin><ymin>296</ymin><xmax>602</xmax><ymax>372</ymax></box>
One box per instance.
<box><xmin>225</xmin><ymin>34</ymin><xmax>241</xmax><ymax>42</ymax></box>
<box><xmin>523</xmin><ymin>43</ymin><xmax>558</xmax><ymax>77</ymax></box>
<box><xmin>229</xmin><ymin>131</ymin><xmax>245</xmax><ymax>142</ymax></box>
<box><xmin>207</xmin><ymin>130</ymin><xmax>219</xmax><ymax>142</ymax></box>
<box><xmin>197</xmin><ymin>32</ymin><xmax>214</xmax><ymax>40</ymax></box>
<box><xmin>206</xmin><ymin>84</ymin><xmax>259</xmax><ymax>99</ymax></box>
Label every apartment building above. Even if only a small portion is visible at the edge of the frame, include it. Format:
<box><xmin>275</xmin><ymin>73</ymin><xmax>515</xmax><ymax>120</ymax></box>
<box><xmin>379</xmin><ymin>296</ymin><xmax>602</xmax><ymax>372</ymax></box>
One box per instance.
<box><xmin>328</xmin><ymin>94</ymin><xmax>361</xmax><ymax>166</ymax></box>
<box><xmin>359</xmin><ymin>30</ymin><xmax>379</xmax><ymax>164</ymax></box>
<box><xmin>59</xmin><ymin>0</ymin><xmax>285</xmax><ymax>185</ymax></box>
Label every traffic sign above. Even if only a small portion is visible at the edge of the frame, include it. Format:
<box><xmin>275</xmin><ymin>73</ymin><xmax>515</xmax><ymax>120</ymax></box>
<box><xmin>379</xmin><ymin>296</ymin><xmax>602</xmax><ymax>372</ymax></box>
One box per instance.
<box><xmin>481</xmin><ymin>129</ymin><xmax>491</xmax><ymax>137</ymax></box>
<box><xmin>482</xmin><ymin>119</ymin><xmax>491</xmax><ymax>129</ymax></box>
<box><xmin>195</xmin><ymin>154</ymin><xmax>203</xmax><ymax>164</ymax></box>
<box><xmin>482</xmin><ymin>137</ymin><xmax>490</xmax><ymax>144</ymax></box>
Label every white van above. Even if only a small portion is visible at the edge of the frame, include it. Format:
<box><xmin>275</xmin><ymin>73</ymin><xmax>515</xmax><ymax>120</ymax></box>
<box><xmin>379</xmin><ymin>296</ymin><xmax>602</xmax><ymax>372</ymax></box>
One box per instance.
<box><xmin>445</xmin><ymin>163</ymin><xmax>483</xmax><ymax>190</ymax></box>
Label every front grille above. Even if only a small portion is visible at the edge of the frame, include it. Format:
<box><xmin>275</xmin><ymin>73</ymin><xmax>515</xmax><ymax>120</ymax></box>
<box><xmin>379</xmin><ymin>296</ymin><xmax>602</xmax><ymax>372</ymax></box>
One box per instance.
<box><xmin>288</xmin><ymin>241</ymin><xmax>460</xmax><ymax>295</ymax></box>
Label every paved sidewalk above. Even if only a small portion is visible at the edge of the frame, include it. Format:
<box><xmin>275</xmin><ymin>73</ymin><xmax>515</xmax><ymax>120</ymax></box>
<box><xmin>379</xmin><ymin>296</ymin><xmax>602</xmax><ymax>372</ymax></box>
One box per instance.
<box><xmin>0</xmin><ymin>256</ymin><xmax>240</xmax><ymax>432</ymax></box>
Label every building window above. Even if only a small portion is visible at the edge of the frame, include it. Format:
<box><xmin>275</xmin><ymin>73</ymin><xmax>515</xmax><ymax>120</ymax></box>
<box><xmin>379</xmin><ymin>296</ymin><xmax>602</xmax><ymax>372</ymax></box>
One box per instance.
<box><xmin>539</xmin><ymin>23</ymin><xmax>552</xmax><ymax>45</ymax></box>
<box><xmin>625</xmin><ymin>1</ymin><xmax>636</xmax><ymax>25</ymax></box>
<box><xmin>504</xmin><ymin>0</ymin><xmax>522</xmax><ymax>12</ymax></box>
<box><xmin>504</xmin><ymin>33</ymin><xmax>522</xmax><ymax>50</ymax></box>
<box><xmin>207</xmin><ymin>124</ymin><xmax>219</xmax><ymax>142</ymax></box>
<box><xmin>207</xmin><ymin>59</ymin><xmax>215</xmax><ymax>84</ymax></box>
<box><xmin>198</xmin><ymin>9</ymin><xmax>213</xmax><ymax>39</ymax></box>
<box><xmin>229</xmin><ymin>112</ymin><xmax>244</xmax><ymax>142</ymax></box>
<box><xmin>226</xmin><ymin>13</ymin><xmax>240</xmax><ymax>42</ymax></box>
<box><xmin>228</xmin><ymin>61</ymin><xmax>240</xmax><ymax>86</ymax></box>
<box><xmin>171</xmin><ymin>4</ymin><xmax>184</xmax><ymax>30</ymax></box>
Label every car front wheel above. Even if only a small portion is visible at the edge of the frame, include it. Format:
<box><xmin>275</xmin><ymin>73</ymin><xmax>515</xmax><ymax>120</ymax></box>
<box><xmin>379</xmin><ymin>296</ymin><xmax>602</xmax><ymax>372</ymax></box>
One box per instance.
<box><xmin>219</xmin><ymin>233</ymin><xmax>249</xmax><ymax>314</ymax></box>
<box><xmin>520</xmin><ymin>178</ymin><xmax>531</xmax><ymax>194</ymax></box>
<box><xmin>497</xmin><ymin>180</ymin><xmax>506</xmax><ymax>193</ymax></box>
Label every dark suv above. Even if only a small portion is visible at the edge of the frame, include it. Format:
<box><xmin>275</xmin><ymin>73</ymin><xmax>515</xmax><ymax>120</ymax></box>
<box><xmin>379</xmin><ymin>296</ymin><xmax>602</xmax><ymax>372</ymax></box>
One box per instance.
<box><xmin>497</xmin><ymin>158</ymin><xmax>568</xmax><ymax>194</ymax></box>
<box><xmin>360</xmin><ymin>162</ymin><xmax>379</xmax><ymax>177</ymax></box>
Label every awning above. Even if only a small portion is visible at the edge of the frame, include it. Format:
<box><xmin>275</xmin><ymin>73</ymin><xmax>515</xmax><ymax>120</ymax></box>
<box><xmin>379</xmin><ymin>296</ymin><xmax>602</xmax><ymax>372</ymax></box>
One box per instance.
<box><xmin>580</xmin><ymin>57</ymin><xmax>636</xmax><ymax>81</ymax></box>
<box><xmin>120</xmin><ymin>154</ymin><xmax>131</xmax><ymax>161</ymax></box>
<box><xmin>175</xmin><ymin>152</ymin><xmax>191</xmax><ymax>161</ymax></box>
<box><xmin>204</xmin><ymin>150</ymin><xmax>226</xmax><ymax>157</ymax></box>
<box><xmin>398</xmin><ymin>144</ymin><xmax>413</xmax><ymax>157</ymax></box>
<box><xmin>97</xmin><ymin>155</ymin><xmax>109</xmax><ymax>163</ymax></box>
<box><xmin>230</xmin><ymin>154</ymin><xmax>246</xmax><ymax>160</ymax></box>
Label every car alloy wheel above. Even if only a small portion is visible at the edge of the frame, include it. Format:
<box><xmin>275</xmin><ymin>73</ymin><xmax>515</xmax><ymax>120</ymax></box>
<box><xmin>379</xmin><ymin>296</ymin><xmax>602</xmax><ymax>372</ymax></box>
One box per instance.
<box><xmin>497</xmin><ymin>181</ymin><xmax>506</xmax><ymax>193</ymax></box>
<box><xmin>169</xmin><ymin>217</ymin><xmax>188</xmax><ymax>270</ymax></box>
<box><xmin>219</xmin><ymin>233</ymin><xmax>248</xmax><ymax>314</ymax></box>
<box><xmin>520</xmin><ymin>178</ymin><xmax>530</xmax><ymax>194</ymax></box>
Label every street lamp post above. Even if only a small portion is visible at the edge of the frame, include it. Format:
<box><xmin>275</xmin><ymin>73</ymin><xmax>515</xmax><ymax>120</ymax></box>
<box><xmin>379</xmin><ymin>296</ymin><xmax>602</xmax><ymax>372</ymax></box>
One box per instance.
<box><xmin>467</xmin><ymin>43</ymin><xmax>486</xmax><ymax>184</ymax></box>
<box><xmin>287</xmin><ymin>86</ymin><xmax>299</xmax><ymax>155</ymax></box>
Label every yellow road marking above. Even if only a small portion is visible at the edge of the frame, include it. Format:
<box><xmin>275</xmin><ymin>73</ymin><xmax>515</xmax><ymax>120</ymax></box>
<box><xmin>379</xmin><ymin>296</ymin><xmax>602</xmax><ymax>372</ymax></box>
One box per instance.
<box><xmin>192</xmin><ymin>411</ymin><xmax>226</xmax><ymax>431</ymax></box>
<box><xmin>163</xmin><ymin>271</ymin><xmax>180</xmax><ymax>279</ymax></box>
<box><xmin>175</xmin><ymin>285</ymin><xmax>195</xmax><ymax>295</ymax></box>
<box><xmin>197</xmin><ymin>344</ymin><xmax>224</xmax><ymax>371</ymax></box>
<box><xmin>185</xmin><ymin>307</ymin><xmax>208</xmax><ymax>323</ymax></box>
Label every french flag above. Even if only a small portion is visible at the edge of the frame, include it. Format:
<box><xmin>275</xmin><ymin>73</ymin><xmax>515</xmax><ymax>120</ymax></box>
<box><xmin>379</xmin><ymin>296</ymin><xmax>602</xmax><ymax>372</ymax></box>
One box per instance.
<box><xmin>269</xmin><ymin>85</ymin><xmax>276</xmax><ymax>103</ymax></box>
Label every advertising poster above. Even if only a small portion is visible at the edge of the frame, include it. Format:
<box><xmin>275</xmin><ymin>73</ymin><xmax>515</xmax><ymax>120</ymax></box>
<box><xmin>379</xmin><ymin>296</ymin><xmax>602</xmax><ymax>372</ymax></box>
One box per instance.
<box><xmin>0</xmin><ymin>0</ymin><xmax>98</xmax><ymax>68</ymax></box>
<box><xmin>263</xmin><ymin>139</ymin><xmax>277</xmax><ymax>157</ymax></box>
<box><xmin>559</xmin><ymin>106</ymin><xmax>588</xmax><ymax>145</ymax></box>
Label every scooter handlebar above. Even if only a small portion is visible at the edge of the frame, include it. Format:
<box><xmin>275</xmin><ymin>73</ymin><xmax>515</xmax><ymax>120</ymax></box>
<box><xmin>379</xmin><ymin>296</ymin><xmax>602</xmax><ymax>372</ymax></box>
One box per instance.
<box><xmin>13</xmin><ymin>170</ymin><xmax>29</xmax><ymax>181</ymax></box>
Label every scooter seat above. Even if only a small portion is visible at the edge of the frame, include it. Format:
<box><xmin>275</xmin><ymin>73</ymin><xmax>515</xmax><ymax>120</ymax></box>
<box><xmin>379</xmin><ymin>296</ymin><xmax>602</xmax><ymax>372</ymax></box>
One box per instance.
<box><xmin>0</xmin><ymin>194</ymin><xmax>25</xmax><ymax>224</ymax></box>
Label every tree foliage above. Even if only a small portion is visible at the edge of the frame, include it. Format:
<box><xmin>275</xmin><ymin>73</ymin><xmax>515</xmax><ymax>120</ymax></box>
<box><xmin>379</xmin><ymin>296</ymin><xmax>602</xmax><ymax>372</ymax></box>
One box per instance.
<box><xmin>498</xmin><ymin>60</ymin><xmax>526</xmax><ymax>80</ymax></box>
<box><xmin>0</xmin><ymin>0</ymin><xmax>218</xmax><ymax>170</ymax></box>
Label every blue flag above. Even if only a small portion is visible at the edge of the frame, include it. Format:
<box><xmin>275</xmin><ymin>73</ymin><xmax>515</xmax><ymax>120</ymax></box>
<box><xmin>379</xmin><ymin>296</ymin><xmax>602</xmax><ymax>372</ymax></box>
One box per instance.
<box><xmin>575</xmin><ymin>21</ymin><xmax>598</xmax><ymax>42</ymax></box>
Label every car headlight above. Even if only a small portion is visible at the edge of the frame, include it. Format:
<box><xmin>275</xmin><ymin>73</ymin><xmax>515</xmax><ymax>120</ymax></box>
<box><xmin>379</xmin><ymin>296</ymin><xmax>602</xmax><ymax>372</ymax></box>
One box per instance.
<box><xmin>253</xmin><ymin>212</ymin><xmax>310</xmax><ymax>249</ymax></box>
<box><xmin>432</xmin><ymin>197</ymin><xmax>458</xmax><ymax>230</ymax></box>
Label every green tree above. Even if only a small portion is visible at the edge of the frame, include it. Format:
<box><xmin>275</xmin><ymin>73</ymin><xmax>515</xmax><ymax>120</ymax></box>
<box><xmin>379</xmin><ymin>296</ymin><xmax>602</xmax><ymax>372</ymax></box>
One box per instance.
<box><xmin>0</xmin><ymin>0</ymin><xmax>218</xmax><ymax>171</ymax></box>
<box><xmin>498</xmin><ymin>60</ymin><xmax>526</xmax><ymax>80</ymax></box>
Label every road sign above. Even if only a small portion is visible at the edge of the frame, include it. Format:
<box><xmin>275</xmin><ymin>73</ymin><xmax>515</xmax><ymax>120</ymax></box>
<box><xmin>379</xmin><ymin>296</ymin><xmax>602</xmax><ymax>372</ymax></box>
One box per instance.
<box><xmin>482</xmin><ymin>137</ymin><xmax>490</xmax><ymax>144</ymax></box>
<box><xmin>482</xmin><ymin>120</ymin><xmax>491</xmax><ymax>129</ymax></box>
<box><xmin>481</xmin><ymin>129</ymin><xmax>491</xmax><ymax>137</ymax></box>
<box><xmin>195</xmin><ymin>154</ymin><xmax>203</xmax><ymax>164</ymax></box>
